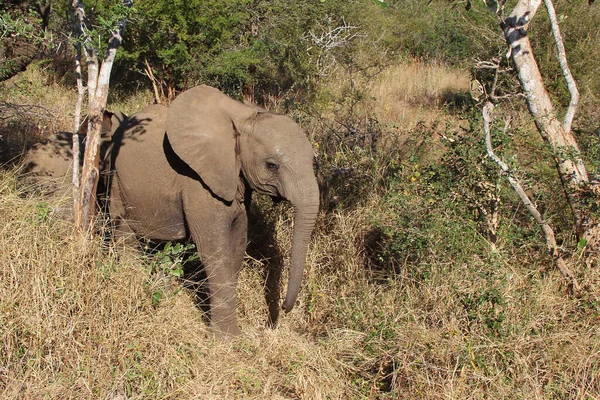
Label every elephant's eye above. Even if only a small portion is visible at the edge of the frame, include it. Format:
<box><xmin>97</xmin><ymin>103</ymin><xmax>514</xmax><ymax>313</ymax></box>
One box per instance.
<box><xmin>266</xmin><ymin>161</ymin><xmax>279</xmax><ymax>172</ymax></box>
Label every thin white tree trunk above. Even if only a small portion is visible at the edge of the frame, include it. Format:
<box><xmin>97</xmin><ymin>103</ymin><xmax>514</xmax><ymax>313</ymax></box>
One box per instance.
<box><xmin>502</xmin><ymin>0</ymin><xmax>597</xmax><ymax>244</ymax></box>
<box><xmin>72</xmin><ymin>51</ymin><xmax>84</xmax><ymax>207</ymax></box>
<box><xmin>78</xmin><ymin>28</ymin><xmax>125</xmax><ymax>232</ymax></box>
<box><xmin>70</xmin><ymin>0</ymin><xmax>132</xmax><ymax>233</ymax></box>
<box><xmin>69</xmin><ymin>0</ymin><xmax>86</xmax><ymax>212</ymax></box>
<box><xmin>483</xmin><ymin>102</ymin><xmax>580</xmax><ymax>291</ymax></box>
<box><xmin>543</xmin><ymin>0</ymin><xmax>579</xmax><ymax>133</ymax></box>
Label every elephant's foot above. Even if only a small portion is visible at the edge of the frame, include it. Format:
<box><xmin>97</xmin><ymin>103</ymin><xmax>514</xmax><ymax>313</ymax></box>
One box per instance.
<box><xmin>209</xmin><ymin>298</ymin><xmax>241</xmax><ymax>339</ymax></box>
<box><xmin>210</xmin><ymin>320</ymin><xmax>241</xmax><ymax>339</ymax></box>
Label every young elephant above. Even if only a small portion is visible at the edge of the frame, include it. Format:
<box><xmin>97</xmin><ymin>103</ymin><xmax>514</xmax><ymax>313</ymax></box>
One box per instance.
<box><xmin>109</xmin><ymin>85</ymin><xmax>320</xmax><ymax>337</ymax></box>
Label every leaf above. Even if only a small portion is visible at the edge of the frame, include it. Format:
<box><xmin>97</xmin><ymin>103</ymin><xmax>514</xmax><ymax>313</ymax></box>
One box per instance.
<box><xmin>171</xmin><ymin>268</ymin><xmax>184</xmax><ymax>278</ymax></box>
<box><xmin>577</xmin><ymin>237</ymin><xmax>588</xmax><ymax>250</ymax></box>
<box><xmin>173</xmin><ymin>242</ymin><xmax>183</xmax><ymax>253</ymax></box>
<box><xmin>373</xmin><ymin>0</ymin><xmax>389</xmax><ymax>10</ymax></box>
<box><xmin>152</xmin><ymin>290</ymin><xmax>163</xmax><ymax>307</ymax></box>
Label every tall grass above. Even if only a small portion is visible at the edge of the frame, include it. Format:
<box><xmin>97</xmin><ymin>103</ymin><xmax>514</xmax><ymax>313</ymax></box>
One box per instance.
<box><xmin>368</xmin><ymin>60</ymin><xmax>471</xmax><ymax>125</ymax></box>
<box><xmin>1</xmin><ymin>63</ymin><xmax>599</xmax><ymax>399</ymax></box>
<box><xmin>318</xmin><ymin>59</ymin><xmax>471</xmax><ymax>134</ymax></box>
<box><xmin>0</xmin><ymin>171</ymin><xmax>355</xmax><ymax>398</ymax></box>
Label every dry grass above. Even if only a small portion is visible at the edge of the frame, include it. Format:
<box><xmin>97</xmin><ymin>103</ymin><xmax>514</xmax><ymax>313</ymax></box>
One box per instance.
<box><xmin>1</xmin><ymin>177</ymin><xmax>599</xmax><ymax>398</ymax></box>
<box><xmin>1</xmin><ymin>63</ymin><xmax>75</xmax><ymax>133</ymax></box>
<box><xmin>0</xmin><ymin>173</ymin><xmax>354</xmax><ymax>399</ymax></box>
<box><xmin>320</xmin><ymin>59</ymin><xmax>471</xmax><ymax>133</ymax></box>
<box><xmin>0</xmin><ymin>65</ymin><xmax>74</xmax><ymax>165</ymax></box>
<box><xmin>368</xmin><ymin>60</ymin><xmax>471</xmax><ymax>128</ymax></box>
<box><xmin>304</xmin><ymin>196</ymin><xmax>600</xmax><ymax>399</ymax></box>
<box><xmin>1</xmin><ymin>62</ymin><xmax>600</xmax><ymax>399</ymax></box>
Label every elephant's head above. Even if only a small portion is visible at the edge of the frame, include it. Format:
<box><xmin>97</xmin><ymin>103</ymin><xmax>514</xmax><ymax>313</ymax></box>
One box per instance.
<box><xmin>166</xmin><ymin>85</ymin><xmax>319</xmax><ymax>313</ymax></box>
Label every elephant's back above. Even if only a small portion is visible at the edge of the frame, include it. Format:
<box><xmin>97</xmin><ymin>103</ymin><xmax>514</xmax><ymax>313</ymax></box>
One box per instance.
<box><xmin>116</xmin><ymin>104</ymin><xmax>172</xmax><ymax>175</ymax></box>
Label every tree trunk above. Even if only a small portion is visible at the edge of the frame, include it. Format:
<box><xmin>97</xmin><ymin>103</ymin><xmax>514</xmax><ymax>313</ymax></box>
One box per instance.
<box><xmin>70</xmin><ymin>0</ymin><xmax>132</xmax><ymax>234</ymax></box>
<box><xmin>501</xmin><ymin>0</ymin><xmax>599</xmax><ymax>251</ymax></box>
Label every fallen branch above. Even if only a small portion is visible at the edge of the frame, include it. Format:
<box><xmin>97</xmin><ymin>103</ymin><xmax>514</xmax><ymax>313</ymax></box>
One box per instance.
<box><xmin>483</xmin><ymin>102</ymin><xmax>580</xmax><ymax>292</ymax></box>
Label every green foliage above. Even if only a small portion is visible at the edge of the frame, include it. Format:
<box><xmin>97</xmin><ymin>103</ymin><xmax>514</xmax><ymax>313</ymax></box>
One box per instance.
<box><xmin>380</xmin><ymin>0</ymin><xmax>502</xmax><ymax>65</ymax></box>
<box><xmin>69</xmin><ymin>0</ymin><xmax>133</xmax><ymax>57</ymax></box>
<box><xmin>119</xmin><ymin>0</ymin><xmax>252</xmax><ymax>93</ymax></box>
<box><xmin>151</xmin><ymin>289</ymin><xmax>163</xmax><ymax>307</ymax></box>
<box><xmin>319</xmin><ymin>96</ymin><xmax>578</xmax><ymax>281</ymax></box>
<box><xmin>0</xmin><ymin>4</ymin><xmax>47</xmax><ymax>81</ymax></box>
<box><xmin>96</xmin><ymin>1</ymin><xmax>378</xmax><ymax>100</ymax></box>
<box><xmin>530</xmin><ymin>1</ymin><xmax>600</xmax><ymax>104</ymax></box>
<box><xmin>0</xmin><ymin>10</ymin><xmax>40</xmax><ymax>41</ymax></box>
<box><xmin>371</xmin><ymin>167</ymin><xmax>489</xmax><ymax>274</ymax></box>
<box><xmin>460</xmin><ymin>275</ymin><xmax>507</xmax><ymax>336</ymax></box>
<box><xmin>150</xmin><ymin>242</ymin><xmax>198</xmax><ymax>278</ymax></box>
<box><xmin>31</xmin><ymin>201</ymin><xmax>51</xmax><ymax>225</ymax></box>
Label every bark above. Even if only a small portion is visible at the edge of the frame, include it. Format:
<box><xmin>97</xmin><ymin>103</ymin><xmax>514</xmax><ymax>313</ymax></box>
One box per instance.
<box><xmin>483</xmin><ymin>102</ymin><xmax>580</xmax><ymax>291</ymax></box>
<box><xmin>543</xmin><ymin>0</ymin><xmax>579</xmax><ymax>134</ymax></box>
<box><xmin>71</xmin><ymin>53</ymin><xmax>83</xmax><ymax>210</ymax></box>
<box><xmin>69</xmin><ymin>1</ymin><xmax>84</xmax><ymax>211</ymax></box>
<box><xmin>144</xmin><ymin>58</ymin><xmax>163</xmax><ymax>105</ymax></box>
<box><xmin>501</xmin><ymin>0</ymin><xmax>599</xmax><ymax>250</ymax></box>
<box><xmin>70</xmin><ymin>0</ymin><xmax>132</xmax><ymax>233</ymax></box>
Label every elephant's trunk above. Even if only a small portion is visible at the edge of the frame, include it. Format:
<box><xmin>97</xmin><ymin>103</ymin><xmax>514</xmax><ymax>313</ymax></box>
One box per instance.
<box><xmin>282</xmin><ymin>179</ymin><xmax>320</xmax><ymax>313</ymax></box>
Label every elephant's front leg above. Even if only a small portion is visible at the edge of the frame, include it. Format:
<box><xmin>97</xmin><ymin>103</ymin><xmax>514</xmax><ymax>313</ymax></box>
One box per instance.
<box><xmin>186</xmin><ymin>202</ymin><xmax>248</xmax><ymax>337</ymax></box>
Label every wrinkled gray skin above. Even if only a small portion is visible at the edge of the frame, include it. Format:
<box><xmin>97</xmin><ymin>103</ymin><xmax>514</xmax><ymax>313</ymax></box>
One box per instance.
<box><xmin>21</xmin><ymin>131</ymin><xmax>78</xmax><ymax>197</ymax></box>
<box><xmin>21</xmin><ymin>111</ymin><xmax>125</xmax><ymax>209</ymax></box>
<box><xmin>109</xmin><ymin>85</ymin><xmax>320</xmax><ymax>337</ymax></box>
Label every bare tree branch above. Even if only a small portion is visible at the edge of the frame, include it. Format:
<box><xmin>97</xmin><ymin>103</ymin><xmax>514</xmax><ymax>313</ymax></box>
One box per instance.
<box><xmin>0</xmin><ymin>102</ymin><xmax>54</xmax><ymax>119</ymax></box>
<box><xmin>543</xmin><ymin>0</ymin><xmax>579</xmax><ymax>133</ymax></box>
<box><xmin>501</xmin><ymin>0</ymin><xmax>594</xmax><ymax>241</ymax></box>
<box><xmin>144</xmin><ymin>58</ymin><xmax>163</xmax><ymax>104</ymax></box>
<box><xmin>483</xmin><ymin>102</ymin><xmax>580</xmax><ymax>291</ymax></box>
<box><xmin>303</xmin><ymin>18</ymin><xmax>364</xmax><ymax>77</ymax></box>
<box><xmin>70</xmin><ymin>0</ymin><xmax>133</xmax><ymax>234</ymax></box>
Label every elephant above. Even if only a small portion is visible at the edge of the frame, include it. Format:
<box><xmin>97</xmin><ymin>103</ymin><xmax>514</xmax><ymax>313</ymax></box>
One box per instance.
<box><xmin>107</xmin><ymin>85</ymin><xmax>320</xmax><ymax>337</ymax></box>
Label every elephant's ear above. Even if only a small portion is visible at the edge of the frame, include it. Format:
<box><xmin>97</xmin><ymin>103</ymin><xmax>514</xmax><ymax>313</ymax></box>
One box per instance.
<box><xmin>166</xmin><ymin>86</ymin><xmax>244</xmax><ymax>202</ymax></box>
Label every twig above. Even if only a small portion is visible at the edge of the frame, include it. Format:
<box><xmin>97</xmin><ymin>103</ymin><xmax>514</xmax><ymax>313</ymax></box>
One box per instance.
<box><xmin>0</xmin><ymin>102</ymin><xmax>54</xmax><ymax>119</ymax></box>
<box><xmin>303</xmin><ymin>18</ymin><xmax>364</xmax><ymax>77</ymax></box>
<box><xmin>473</xmin><ymin>57</ymin><xmax>524</xmax><ymax>103</ymax></box>
<box><xmin>144</xmin><ymin>58</ymin><xmax>163</xmax><ymax>105</ymax></box>
<box><xmin>483</xmin><ymin>102</ymin><xmax>580</xmax><ymax>292</ymax></box>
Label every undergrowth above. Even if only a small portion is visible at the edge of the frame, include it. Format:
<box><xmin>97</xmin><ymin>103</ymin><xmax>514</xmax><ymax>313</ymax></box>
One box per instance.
<box><xmin>1</xmin><ymin>62</ymin><xmax>600</xmax><ymax>399</ymax></box>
